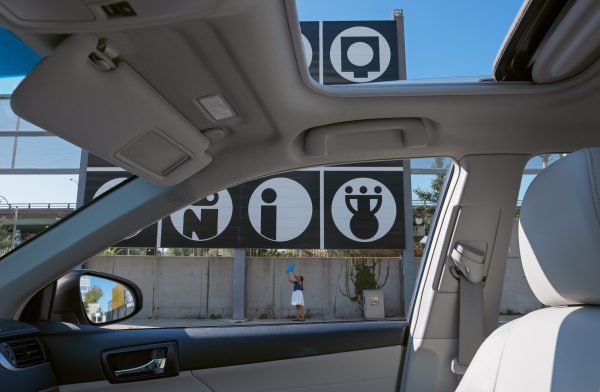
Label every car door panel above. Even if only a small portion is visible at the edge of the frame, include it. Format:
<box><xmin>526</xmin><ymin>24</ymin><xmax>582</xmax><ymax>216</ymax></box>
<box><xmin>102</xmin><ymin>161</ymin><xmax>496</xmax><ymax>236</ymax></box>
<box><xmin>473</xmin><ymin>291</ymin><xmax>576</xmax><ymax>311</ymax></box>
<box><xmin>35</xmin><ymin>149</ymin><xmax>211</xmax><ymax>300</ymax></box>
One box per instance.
<box><xmin>191</xmin><ymin>345</ymin><xmax>402</xmax><ymax>392</ymax></box>
<box><xmin>61</xmin><ymin>346</ymin><xmax>401</xmax><ymax>392</ymax></box>
<box><xmin>60</xmin><ymin>372</ymin><xmax>212</xmax><ymax>392</ymax></box>
<box><xmin>36</xmin><ymin>321</ymin><xmax>406</xmax><ymax>389</ymax></box>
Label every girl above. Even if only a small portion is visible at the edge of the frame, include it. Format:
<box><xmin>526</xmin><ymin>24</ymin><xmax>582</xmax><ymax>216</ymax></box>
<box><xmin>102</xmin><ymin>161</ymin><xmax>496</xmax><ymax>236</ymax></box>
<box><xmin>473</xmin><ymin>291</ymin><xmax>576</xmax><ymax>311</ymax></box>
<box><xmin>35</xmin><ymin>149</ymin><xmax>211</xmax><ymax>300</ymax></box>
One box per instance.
<box><xmin>287</xmin><ymin>268</ymin><xmax>305</xmax><ymax>321</ymax></box>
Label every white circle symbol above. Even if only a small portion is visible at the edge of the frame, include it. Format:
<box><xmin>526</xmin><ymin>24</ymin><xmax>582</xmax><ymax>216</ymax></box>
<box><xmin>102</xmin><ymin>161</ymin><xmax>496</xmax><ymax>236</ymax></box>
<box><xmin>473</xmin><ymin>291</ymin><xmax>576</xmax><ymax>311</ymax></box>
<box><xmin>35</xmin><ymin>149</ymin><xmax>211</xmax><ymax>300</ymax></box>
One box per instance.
<box><xmin>93</xmin><ymin>177</ymin><xmax>127</xmax><ymax>198</ymax></box>
<box><xmin>301</xmin><ymin>33</ymin><xmax>313</xmax><ymax>66</ymax></box>
<box><xmin>330</xmin><ymin>26</ymin><xmax>391</xmax><ymax>82</ymax></box>
<box><xmin>248</xmin><ymin>177</ymin><xmax>313</xmax><ymax>242</ymax></box>
<box><xmin>94</xmin><ymin>177</ymin><xmax>142</xmax><ymax>240</ymax></box>
<box><xmin>170</xmin><ymin>190</ymin><xmax>233</xmax><ymax>241</ymax></box>
<box><xmin>331</xmin><ymin>178</ymin><xmax>396</xmax><ymax>242</ymax></box>
<box><xmin>347</xmin><ymin>42</ymin><xmax>374</xmax><ymax>66</ymax></box>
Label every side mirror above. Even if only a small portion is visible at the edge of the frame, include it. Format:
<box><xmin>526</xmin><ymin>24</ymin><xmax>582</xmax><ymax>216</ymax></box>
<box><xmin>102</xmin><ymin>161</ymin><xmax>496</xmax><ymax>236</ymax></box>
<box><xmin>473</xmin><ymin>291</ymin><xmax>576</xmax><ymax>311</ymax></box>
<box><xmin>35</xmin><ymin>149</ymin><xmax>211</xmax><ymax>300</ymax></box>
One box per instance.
<box><xmin>52</xmin><ymin>270</ymin><xmax>143</xmax><ymax>326</ymax></box>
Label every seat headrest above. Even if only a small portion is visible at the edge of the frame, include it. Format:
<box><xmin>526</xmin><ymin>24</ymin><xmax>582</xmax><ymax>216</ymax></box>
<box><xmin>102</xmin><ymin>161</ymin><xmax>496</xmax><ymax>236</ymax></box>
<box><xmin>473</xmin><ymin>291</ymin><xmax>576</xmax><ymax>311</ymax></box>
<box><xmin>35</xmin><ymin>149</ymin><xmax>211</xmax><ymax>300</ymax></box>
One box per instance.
<box><xmin>519</xmin><ymin>148</ymin><xmax>600</xmax><ymax>306</ymax></box>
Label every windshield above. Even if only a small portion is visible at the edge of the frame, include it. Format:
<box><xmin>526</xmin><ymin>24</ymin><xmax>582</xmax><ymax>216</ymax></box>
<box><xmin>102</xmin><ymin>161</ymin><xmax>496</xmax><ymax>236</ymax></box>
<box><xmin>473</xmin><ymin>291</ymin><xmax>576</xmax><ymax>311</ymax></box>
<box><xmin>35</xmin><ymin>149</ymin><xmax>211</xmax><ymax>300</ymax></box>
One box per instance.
<box><xmin>0</xmin><ymin>0</ymin><xmax>497</xmax><ymax>258</ymax></box>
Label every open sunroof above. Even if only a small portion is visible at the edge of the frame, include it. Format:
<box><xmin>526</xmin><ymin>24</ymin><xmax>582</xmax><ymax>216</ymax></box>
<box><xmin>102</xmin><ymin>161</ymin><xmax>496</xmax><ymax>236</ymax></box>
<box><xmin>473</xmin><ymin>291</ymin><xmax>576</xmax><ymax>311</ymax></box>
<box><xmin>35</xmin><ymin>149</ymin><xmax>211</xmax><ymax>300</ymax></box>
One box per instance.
<box><xmin>295</xmin><ymin>0</ymin><xmax>523</xmax><ymax>84</ymax></box>
<box><xmin>494</xmin><ymin>0</ymin><xmax>571</xmax><ymax>81</ymax></box>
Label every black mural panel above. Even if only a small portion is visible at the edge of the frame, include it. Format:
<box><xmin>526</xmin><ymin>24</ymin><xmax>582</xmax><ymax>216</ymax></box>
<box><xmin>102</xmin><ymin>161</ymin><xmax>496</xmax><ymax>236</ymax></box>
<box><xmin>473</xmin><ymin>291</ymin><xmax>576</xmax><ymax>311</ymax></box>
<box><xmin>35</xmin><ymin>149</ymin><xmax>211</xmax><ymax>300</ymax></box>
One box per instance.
<box><xmin>84</xmin><ymin>170</ymin><xmax>157</xmax><ymax>247</ymax></box>
<box><xmin>237</xmin><ymin>171</ymin><xmax>320</xmax><ymax>249</ymax></box>
<box><xmin>299</xmin><ymin>21</ymin><xmax>320</xmax><ymax>82</ymax></box>
<box><xmin>161</xmin><ymin>172</ymin><xmax>320</xmax><ymax>248</ymax></box>
<box><xmin>322</xmin><ymin>21</ymin><xmax>399</xmax><ymax>85</ymax></box>
<box><xmin>323</xmin><ymin>170</ymin><xmax>404</xmax><ymax>249</ymax></box>
<box><xmin>161</xmin><ymin>187</ymin><xmax>241</xmax><ymax>248</ymax></box>
<box><xmin>84</xmin><ymin>160</ymin><xmax>406</xmax><ymax>249</ymax></box>
<box><xmin>86</xmin><ymin>153</ymin><xmax>114</xmax><ymax>168</ymax></box>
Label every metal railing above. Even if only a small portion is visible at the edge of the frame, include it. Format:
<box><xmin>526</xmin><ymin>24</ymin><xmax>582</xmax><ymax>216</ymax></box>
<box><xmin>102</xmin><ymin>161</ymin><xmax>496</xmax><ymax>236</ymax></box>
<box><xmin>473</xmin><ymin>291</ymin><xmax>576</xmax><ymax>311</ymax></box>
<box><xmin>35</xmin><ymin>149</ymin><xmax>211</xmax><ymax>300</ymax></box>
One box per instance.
<box><xmin>0</xmin><ymin>198</ymin><xmax>515</xmax><ymax>211</ymax></box>
<box><xmin>411</xmin><ymin>199</ymin><xmax>437</xmax><ymax>206</ymax></box>
<box><xmin>0</xmin><ymin>202</ymin><xmax>76</xmax><ymax>210</ymax></box>
<box><xmin>1</xmin><ymin>201</ymin><xmax>436</xmax><ymax>210</ymax></box>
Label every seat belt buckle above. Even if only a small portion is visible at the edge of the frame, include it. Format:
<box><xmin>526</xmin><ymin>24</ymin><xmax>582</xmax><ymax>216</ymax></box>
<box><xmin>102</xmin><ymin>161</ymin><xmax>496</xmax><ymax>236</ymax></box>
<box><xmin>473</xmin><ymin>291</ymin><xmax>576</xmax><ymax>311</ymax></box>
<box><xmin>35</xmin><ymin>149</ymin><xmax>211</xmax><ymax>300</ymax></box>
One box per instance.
<box><xmin>451</xmin><ymin>358</ymin><xmax>467</xmax><ymax>375</ymax></box>
<box><xmin>450</xmin><ymin>242</ymin><xmax>486</xmax><ymax>284</ymax></box>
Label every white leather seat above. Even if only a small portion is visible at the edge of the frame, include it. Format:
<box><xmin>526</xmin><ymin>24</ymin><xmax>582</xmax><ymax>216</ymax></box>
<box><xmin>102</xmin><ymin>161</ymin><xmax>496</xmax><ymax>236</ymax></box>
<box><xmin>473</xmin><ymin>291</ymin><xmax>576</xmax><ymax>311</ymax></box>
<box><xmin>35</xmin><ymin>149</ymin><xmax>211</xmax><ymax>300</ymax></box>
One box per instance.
<box><xmin>457</xmin><ymin>148</ymin><xmax>600</xmax><ymax>392</ymax></box>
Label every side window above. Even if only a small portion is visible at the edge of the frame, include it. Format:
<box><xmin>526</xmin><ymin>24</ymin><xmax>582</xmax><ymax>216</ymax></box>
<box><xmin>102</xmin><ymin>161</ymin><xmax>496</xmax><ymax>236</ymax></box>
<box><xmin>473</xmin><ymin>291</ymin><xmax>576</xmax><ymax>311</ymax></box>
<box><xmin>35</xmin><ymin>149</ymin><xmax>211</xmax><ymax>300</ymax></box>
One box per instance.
<box><xmin>79</xmin><ymin>158</ymin><xmax>452</xmax><ymax>328</ymax></box>
<box><xmin>499</xmin><ymin>154</ymin><xmax>565</xmax><ymax>325</ymax></box>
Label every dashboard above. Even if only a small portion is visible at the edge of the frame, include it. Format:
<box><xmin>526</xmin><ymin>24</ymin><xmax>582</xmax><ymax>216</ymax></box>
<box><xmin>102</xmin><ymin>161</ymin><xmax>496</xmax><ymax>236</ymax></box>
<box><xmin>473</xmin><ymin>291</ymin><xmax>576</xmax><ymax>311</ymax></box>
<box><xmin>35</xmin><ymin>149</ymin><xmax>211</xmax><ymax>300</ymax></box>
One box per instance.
<box><xmin>0</xmin><ymin>320</ymin><xmax>57</xmax><ymax>392</ymax></box>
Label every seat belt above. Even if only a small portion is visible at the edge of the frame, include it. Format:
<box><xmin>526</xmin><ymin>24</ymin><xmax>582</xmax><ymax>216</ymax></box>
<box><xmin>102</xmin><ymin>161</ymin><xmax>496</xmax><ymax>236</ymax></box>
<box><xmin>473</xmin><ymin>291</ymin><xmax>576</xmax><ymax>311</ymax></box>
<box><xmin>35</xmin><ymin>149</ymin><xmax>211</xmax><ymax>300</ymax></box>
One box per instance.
<box><xmin>450</xmin><ymin>242</ymin><xmax>486</xmax><ymax>376</ymax></box>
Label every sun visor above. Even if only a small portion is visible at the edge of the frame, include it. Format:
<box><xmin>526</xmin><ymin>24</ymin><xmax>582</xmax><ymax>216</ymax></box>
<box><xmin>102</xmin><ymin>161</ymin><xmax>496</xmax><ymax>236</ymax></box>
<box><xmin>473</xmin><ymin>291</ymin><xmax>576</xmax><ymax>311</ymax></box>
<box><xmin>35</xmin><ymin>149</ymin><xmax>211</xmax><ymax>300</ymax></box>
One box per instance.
<box><xmin>11</xmin><ymin>34</ymin><xmax>211</xmax><ymax>185</ymax></box>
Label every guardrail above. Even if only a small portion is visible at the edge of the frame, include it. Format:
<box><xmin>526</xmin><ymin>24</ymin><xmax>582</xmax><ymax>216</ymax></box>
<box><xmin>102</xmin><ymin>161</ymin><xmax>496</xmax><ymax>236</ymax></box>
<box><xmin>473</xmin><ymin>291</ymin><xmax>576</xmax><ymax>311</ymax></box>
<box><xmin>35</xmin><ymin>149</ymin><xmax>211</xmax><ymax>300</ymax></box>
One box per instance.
<box><xmin>2</xmin><ymin>201</ymin><xmax>440</xmax><ymax>210</ymax></box>
<box><xmin>0</xmin><ymin>202</ymin><xmax>76</xmax><ymax>210</ymax></box>
<box><xmin>412</xmin><ymin>200</ymin><xmax>437</xmax><ymax>206</ymax></box>
<box><xmin>0</xmin><ymin>200</ymin><xmax>522</xmax><ymax>210</ymax></box>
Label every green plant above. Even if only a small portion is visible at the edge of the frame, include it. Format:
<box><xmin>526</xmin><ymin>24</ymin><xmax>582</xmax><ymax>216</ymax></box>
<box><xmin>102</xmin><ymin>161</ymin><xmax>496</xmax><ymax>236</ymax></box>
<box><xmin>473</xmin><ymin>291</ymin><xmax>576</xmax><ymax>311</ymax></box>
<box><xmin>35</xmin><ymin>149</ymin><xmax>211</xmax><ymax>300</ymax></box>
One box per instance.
<box><xmin>166</xmin><ymin>248</ymin><xmax>195</xmax><ymax>256</ymax></box>
<box><xmin>209</xmin><ymin>313</ymin><xmax>222</xmax><ymax>320</ymax></box>
<box><xmin>0</xmin><ymin>218</ymin><xmax>11</xmax><ymax>254</ymax></box>
<box><xmin>258</xmin><ymin>304</ymin><xmax>274</xmax><ymax>319</ymax></box>
<box><xmin>414</xmin><ymin>173</ymin><xmax>445</xmax><ymax>234</ymax></box>
<box><xmin>414</xmin><ymin>242</ymin><xmax>424</xmax><ymax>257</ymax></box>
<box><xmin>98</xmin><ymin>247</ymin><xmax>119</xmax><ymax>256</ymax></box>
<box><xmin>339</xmin><ymin>257</ymin><xmax>389</xmax><ymax>312</ymax></box>
<box><xmin>82</xmin><ymin>285</ymin><xmax>104</xmax><ymax>312</ymax></box>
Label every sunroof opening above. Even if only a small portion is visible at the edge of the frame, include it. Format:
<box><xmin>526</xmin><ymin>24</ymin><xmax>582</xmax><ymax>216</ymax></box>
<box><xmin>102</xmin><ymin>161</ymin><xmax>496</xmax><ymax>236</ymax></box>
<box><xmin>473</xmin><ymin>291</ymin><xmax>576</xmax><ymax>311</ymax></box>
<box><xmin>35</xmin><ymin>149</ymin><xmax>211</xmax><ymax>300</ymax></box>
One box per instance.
<box><xmin>295</xmin><ymin>0</ymin><xmax>524</xmax><ymax>84</ymax></box>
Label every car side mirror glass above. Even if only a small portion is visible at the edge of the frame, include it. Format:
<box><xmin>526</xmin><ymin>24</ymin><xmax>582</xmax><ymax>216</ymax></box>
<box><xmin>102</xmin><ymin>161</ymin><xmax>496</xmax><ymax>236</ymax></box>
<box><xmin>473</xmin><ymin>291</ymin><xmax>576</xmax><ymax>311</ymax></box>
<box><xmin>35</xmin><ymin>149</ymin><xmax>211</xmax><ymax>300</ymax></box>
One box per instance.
<box><xmin>49</xmin><ymin>269</ymin><xmax>143</xmax><ymax>326</ymax></box>
<box><xmin>80</xmin><ymin>275</ymin><xmax>137</xmax><ymax>324</ymax></box>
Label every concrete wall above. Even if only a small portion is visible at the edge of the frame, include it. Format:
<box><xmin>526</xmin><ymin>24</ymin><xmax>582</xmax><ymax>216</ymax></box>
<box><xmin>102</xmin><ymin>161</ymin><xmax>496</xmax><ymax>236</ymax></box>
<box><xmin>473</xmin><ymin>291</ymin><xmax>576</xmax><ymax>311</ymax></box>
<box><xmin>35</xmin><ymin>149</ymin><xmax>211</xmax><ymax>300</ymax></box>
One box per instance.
<box><xmin>247</xmin><ymin>257</ymin><xmax>402</xmax><ymax>319</ymax></box>
<box><xmin>87</xmin><ymin>218</ymin><xmax>540</xmax><ymax>320</ymax></box>
<box><xmin>87</xmin><ymin>256</ymin><xmax>229</xmax><ymax>319</ymax></box>
<box><xmin>86</xmin><ymin>256</ymin><xmax>402</xmax><ymax>320</ymax></box>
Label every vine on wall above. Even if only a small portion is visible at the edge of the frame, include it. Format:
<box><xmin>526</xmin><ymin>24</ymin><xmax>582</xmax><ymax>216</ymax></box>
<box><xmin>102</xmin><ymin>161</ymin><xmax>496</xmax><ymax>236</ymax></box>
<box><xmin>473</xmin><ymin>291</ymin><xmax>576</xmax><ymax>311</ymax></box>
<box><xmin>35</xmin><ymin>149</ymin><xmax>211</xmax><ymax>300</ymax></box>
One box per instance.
<box><xmin>339</xmin><ymin>257</ymin><xmax>389</xmax><ymax>312</ymax></box>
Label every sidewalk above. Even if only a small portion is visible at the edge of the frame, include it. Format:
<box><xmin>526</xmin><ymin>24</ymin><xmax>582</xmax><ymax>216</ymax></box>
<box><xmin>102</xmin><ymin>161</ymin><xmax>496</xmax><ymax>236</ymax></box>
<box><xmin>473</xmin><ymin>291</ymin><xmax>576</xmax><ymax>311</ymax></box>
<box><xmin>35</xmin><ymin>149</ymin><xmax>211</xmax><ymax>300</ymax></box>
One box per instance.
<box><xmin>106</xmin><ymin>315</ymin><xmax>521</xmax><ymax>330</ymax></box>
<box><xmin>105</xmin><ymin>317</ymin><xmax>402</xmax><ymax>329</ymax></box>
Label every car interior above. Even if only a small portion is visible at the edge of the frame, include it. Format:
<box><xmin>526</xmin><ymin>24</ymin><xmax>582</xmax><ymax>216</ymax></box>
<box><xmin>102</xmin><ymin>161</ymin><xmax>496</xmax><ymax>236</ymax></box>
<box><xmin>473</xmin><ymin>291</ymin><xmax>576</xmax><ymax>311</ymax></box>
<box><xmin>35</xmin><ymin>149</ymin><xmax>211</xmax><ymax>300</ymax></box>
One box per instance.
<box><xmin>1</xmin><ymin>0</ymin><xmax>600</xmax><ymax>391</ymax></box>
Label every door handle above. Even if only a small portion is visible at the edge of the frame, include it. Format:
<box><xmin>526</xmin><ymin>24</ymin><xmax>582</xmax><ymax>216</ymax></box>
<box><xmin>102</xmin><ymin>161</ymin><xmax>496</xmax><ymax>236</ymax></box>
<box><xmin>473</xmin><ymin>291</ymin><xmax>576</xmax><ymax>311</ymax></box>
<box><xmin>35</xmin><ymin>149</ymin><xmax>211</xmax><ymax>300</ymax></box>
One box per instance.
<box><xmin>114</xmin><ymin>349</ymin><xmax>166</xmax><ymax>378</ymax></box>
<box><xmin>102</xmin><ymin>342</ymin><xmax>178</xmax><ymax>383</ymax></box>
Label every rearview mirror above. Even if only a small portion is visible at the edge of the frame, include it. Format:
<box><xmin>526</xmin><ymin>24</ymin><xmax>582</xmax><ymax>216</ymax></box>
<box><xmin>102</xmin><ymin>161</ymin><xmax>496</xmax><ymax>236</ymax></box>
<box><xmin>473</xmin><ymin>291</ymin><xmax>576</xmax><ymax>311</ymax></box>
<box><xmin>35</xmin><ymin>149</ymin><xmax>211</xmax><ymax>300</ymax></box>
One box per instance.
<box><xmin>52</xmin><ymin>270</ymin><xmax>143</xmax><ymax>326</ymax></box>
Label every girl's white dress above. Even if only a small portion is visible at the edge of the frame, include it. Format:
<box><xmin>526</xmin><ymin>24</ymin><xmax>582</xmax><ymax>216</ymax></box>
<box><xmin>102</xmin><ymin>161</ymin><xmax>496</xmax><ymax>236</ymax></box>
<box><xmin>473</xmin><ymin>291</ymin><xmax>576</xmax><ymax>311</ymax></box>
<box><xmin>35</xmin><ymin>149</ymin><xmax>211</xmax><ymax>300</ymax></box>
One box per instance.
<box><xmin>291</xmin><ymin>289</ymin><xmax>304</xmax><ymax>306</ymax></box>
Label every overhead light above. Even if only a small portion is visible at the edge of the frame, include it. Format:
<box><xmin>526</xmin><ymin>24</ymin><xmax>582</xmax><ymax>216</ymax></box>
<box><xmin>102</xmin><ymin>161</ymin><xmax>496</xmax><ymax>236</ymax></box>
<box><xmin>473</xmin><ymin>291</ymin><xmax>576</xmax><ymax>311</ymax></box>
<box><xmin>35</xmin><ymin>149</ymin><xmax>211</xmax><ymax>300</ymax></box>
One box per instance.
<box><xmin>196</xmin><ymin>94</ymin><xmax>237</xmax><ymax>121</ymax></box>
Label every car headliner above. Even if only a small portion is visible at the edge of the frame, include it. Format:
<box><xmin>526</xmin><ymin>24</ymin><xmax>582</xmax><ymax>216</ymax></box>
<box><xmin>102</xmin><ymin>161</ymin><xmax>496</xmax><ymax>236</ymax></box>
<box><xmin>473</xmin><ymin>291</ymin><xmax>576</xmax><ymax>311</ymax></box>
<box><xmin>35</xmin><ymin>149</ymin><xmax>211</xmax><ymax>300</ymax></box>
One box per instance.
<box><xmin>0</xmin><ymin>0</ymin><xmax>597</xmax><ymax>318</ymax></box>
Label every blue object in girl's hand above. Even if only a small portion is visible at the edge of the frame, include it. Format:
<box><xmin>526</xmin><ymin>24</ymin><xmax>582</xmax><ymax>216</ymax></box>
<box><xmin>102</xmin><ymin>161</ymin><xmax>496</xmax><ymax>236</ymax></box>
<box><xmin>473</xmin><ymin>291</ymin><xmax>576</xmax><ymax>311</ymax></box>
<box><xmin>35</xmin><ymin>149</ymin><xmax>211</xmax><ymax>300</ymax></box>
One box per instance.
<box><xmin>286</xmin><ymin>262</ymin><xmax>297</xmax><ymax>273</ymax></box>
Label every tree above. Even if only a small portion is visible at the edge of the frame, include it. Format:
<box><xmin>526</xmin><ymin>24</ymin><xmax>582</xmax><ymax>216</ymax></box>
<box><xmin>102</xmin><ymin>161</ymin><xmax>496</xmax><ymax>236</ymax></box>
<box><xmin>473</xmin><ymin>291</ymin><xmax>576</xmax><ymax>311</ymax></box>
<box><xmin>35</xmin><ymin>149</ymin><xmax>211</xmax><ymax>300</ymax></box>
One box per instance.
<box><xmin>414</xmin><ymin>172</ymin><xmax>445</xmax><ymax>234</ymax></box>
<box><xmin>166</xmin><ymin>248</ymin><xmax>192</xmax><ymax>256</ymax></box>
<box><xmin>83</xmin><ymin>285</ymin><xmax>104</xmax><ymax>312</ymax></box>
<box><xmin>0</xmin><ymin>218</ymin><xmax>11</xmax><ymax>254</ymax></box>
<box><xmin>415</xmin><ymin>173</ymin><xmax>444</xmax><ymax>205</ymax></box>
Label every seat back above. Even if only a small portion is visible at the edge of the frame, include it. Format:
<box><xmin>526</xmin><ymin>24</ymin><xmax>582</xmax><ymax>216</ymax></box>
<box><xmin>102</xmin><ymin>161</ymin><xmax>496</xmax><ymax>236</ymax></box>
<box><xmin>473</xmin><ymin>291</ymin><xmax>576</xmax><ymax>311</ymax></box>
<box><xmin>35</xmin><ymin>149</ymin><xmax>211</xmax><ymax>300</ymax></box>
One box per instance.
<box><xmin>457</xmin><ymin>148</ymin><xmax>600</xmax><ymax>391</ymax></box>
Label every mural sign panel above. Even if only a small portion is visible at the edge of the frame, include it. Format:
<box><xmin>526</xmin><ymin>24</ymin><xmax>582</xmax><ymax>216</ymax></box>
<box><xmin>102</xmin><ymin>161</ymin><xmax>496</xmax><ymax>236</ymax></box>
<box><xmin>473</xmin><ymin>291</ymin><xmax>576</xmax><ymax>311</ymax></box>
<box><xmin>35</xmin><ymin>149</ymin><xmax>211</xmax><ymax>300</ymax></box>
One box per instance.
<box><xmin>84</xmin><ymin>159</ymin><xmax>405</xmax><ymax>249</ymax></box>
<box><xmin>299</xmin><ymin>20</ymin><xmax>401</xmax><ymax>85</ymax></box>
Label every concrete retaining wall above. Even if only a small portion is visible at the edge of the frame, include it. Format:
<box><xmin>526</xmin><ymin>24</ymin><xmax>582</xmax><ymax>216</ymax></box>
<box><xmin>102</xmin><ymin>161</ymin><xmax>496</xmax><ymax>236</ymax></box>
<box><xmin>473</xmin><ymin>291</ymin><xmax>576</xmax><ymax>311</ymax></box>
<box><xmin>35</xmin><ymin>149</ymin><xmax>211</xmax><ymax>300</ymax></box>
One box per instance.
<box><xmin>86</xmin><ymin>256</ymin><xmax>402</xmax><ymax>320</ymax></box>
<box><xmin>246</xmin><ymin>257</ymin><xmax>402</xmax><ymax>319</ymax></box>
<box><xmin>87</xmin><ymin>218</ymin><xmax>540</xmax><ymax>320</ymax></box>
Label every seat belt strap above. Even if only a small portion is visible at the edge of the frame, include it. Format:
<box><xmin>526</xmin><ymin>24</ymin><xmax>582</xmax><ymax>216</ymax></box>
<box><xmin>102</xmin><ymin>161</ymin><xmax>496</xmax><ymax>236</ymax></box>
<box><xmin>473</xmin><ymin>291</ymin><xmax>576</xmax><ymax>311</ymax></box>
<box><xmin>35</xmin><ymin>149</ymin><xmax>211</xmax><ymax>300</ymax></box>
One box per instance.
<box><xmin>458</xmin><ymin>276</ymin><xmax>484</xmax><ymax>367</ymax></box>
<box><xmin>450</xmin><ymin>242</ymin><xmax>486</xmax><ymax>375</ymax></box>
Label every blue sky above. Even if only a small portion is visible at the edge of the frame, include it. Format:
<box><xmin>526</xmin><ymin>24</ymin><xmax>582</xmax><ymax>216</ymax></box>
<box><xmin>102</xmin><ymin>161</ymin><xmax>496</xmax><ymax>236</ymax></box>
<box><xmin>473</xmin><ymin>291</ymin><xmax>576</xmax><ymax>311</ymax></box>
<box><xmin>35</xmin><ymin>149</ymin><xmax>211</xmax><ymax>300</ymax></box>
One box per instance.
<box><xmin>297</xmin><ymin>0</ymin><xmax>524</xmax><ymax>79</ymax></box>
<box><xmin>90</xmin><ymin>275</ymin><xmax>124</xmax><ymax>315</ymax></box>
